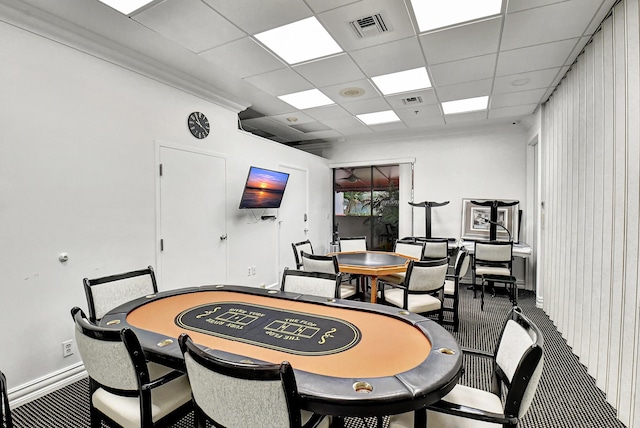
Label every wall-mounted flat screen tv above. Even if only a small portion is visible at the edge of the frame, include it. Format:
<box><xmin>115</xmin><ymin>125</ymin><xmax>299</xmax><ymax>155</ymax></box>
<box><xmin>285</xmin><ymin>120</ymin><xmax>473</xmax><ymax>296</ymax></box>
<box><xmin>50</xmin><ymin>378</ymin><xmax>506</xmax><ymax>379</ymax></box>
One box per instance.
<box><xmin>239</xmin><ymin>166</ymin><xmax>290</xmax><ymax>209</ymax></box>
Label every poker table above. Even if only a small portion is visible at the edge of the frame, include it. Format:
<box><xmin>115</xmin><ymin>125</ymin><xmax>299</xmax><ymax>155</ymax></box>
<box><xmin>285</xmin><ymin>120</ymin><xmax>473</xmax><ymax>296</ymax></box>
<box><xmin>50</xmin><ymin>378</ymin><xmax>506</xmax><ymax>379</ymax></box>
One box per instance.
<box><xmin>100</xmin><ymin>284</ymin><xmax>462</xmax><ymax>422</ymax></box>
<box><xmin>333</xmin><ymin>251</ymin><xmax>413</xmax><ymax>303</ymax></box>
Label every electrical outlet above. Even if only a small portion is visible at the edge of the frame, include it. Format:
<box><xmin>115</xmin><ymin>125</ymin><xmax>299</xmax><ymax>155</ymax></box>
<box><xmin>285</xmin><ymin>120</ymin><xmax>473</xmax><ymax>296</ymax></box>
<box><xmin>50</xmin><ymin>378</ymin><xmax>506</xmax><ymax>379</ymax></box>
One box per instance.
<box><xmin>251</xmin><ymin>266</ymin><xmax>256</xmax><ymax>275</ymax></box>
<box><xmin>62</xmin><ymin>340</ymin><xmax>73</xmax><ymax>358</ymax></box>
<box><xmin>247</xmin><ymin>266</ymin><xmax>252</xmax><ymax>276</ymax></box>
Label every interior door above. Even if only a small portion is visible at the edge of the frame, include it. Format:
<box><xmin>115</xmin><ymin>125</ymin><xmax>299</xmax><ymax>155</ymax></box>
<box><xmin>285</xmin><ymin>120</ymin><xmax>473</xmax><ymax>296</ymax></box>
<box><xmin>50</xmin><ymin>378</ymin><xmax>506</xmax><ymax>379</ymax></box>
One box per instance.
<box><xmin>158</xmin><ymin>145</ymin><xmax>227</xmax><ymax>290</ymax></box>
<box><xmin>277</xmin><ymin>166</ymin><xmax>308</xmax><ymax>278</ymax></box>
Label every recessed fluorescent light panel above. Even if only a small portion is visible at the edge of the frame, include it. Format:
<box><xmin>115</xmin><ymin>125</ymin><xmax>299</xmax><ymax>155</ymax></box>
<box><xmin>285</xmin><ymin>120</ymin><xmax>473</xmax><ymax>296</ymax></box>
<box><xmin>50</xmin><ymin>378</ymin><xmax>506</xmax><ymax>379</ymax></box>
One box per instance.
<box><xmin>410</xmin><ymin>0</ymin><xmax>503</xmax><ymax>32</ymax></box>
<box><xmin>371</xmin><ymin>67</ymin><xmax>431</xmax><ymax>96</ymax></box>
<box><xmin>255</xmin><ymin>17</ymin><xmax>343</xmax><ymax>65</ymax></box>
<box><xmin>278</xmin><ymin>89</ymin><xmax>335</xmax><ymax>110</ymax></box>
<box><xmin>442</xmin><ymin>96</ymin><xmax>489</xmax><ymax>114</ymax></box>
<box><xmin>357</xmin><ymin>110</ymin><xmax>401</xmax><ymax>125</ymax></box>
<box><xmin>97</xmin><ymin>0</ymin><xmax>153</xmax><ymax>15</ymax></box>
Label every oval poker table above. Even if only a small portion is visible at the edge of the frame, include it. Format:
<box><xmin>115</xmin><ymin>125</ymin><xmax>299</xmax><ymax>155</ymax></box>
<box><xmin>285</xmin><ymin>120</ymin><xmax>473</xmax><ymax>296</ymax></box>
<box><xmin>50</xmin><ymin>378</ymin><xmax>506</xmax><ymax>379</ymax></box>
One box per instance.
<box><xmin>100</xmin><ymin>284</ymin><xmax>462</xmax><ymax>420</ymax></box>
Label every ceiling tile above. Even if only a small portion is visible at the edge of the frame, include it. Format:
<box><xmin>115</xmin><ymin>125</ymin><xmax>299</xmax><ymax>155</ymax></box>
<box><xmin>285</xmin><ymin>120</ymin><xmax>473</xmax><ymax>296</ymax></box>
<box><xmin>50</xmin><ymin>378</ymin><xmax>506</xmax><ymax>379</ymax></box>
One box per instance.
<box><xmin>437</xmin><ymin>79</ymin><xmax>493</xmax><ymax>102</ymax></box>
<box><xmin>444</xmin><ymin>111</ymin><xmax>488</xmax><ymax>124</ymax></box>
<box><xmin>321</xmin><ymin>116</ymin><xmax>366</xmax><ymax>129</ymax></box>
<box><xmin>244</xmin><ymin>68</ymin><xmax>314</xmax><ymax>96</ymax></box>
<box><xmin>507</xmin><ymin>0</ymin><xmax>569</xmax><ymax>14</ymax></box>
<box><xmin>350</xmin><ymin>37</ymin><xmax>425</xmax><ymax>77</ymax></box>
<box><xmin>305</xmin><ymin>0</ymin><xmax>362</xmax><ymax>14</ymax></box>
<box><xmin>404</xmin><ymin>115</ymin><xmax>446</xmax><ymax>128</ymax></box>
<box><xmin>420</xmin><ymin>17</ymin><xmax>502</xmax><ymax>65</ymax></box>
<box><xmin>490</xmin><ymin>88</ymin><xmax>547</xmax><ymax>108</ymax></box>
<box><xmin>321</xmin><ymin>79</ymin><xmax>381</xmax><ymax>103</ymax></box>
<box><xmin>429</xmin><ymin>54</ymin><xmax>497</xmax><ymax>87</ymax></box>
<box><xmin>202</xmin><ymin>0</ymin><xmax>312</xmax><ymax>34</ymax></box>
<box><xmin>488</xmin><ymin>104</ymin><xmax>538</xmax><ymax>118</ymax></box>
<box><xmin>369</xmin><ymin>121</ymin><xmax>407</xmax><ymax>132</ymax></box>
<box><xmin>199</xmin><ymin>37</ymin><xmax>285</xmax><ymax>78</ymax></box>
<box><xmin>396</xmin><ymin>105</ymin><xmax>442</xmax><ymax>120</ymax></box>
<box><xmin>492</xmin><ymin>68</ymin><xmax>562</xmax><ymax>93</ymax></box>
<box><xmin>293</xmin><ymin>54</ymin><xmax>365</xmax><ymax>87</ymax></box>
<box><xmin>268</xmin><ymin>111</ymin><xmax>316</xmax><ymax>125</ymax></box>
<box><xmin>133</xmin><ymin>0</ymin><xmax>245</xmax><ymax>53</ymax></box>
<box><xmin>304</xmin><ymin>105</ymin><xmax>353</xmax><ymax>121</ymax></box>
<box><xmin>502</xmin><ymin>1</ymin><xmax>599</xmax><ymax>50</ymax></box>
<box><xmin>385</xmin><ymin>89</ymin><xmax>438</xmax><ymax>109</ymax></box>
<box><xmin>341</xmin><ymin>97</ymin><xmax>391</xmax><ymax>115</ymax></box>
<box><xmin>318</xmin><ymin>0</ymin><xmax>416</xmax><ymax>51</ymax></box>
<box><xmin>496</xmin><ymin>39</ymin><xmax>578</xmax><ymax>76</ymax></box>
<box><xmin>339</xmin><ymin>126</ymin><xmax>375</xmax><ymax>136</ymax></box>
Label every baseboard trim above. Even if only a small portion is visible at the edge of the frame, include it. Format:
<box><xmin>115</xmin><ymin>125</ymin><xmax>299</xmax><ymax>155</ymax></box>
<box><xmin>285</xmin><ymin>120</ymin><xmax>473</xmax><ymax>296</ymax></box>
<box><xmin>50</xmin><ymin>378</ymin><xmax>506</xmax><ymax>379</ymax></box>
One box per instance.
<box><xmin>9</xmin><ymin>363</ymin><xmax>87</xmax><ymax>408</ymax></box>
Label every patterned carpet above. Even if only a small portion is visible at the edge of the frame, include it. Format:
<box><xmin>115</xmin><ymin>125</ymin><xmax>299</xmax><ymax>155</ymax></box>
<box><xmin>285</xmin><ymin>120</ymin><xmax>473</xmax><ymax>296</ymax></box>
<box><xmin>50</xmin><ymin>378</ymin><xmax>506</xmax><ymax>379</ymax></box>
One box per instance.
<box><xmin>10</xmin><ymin>287</ymin><xmax>625</xmax><ymax>427</ymax></box>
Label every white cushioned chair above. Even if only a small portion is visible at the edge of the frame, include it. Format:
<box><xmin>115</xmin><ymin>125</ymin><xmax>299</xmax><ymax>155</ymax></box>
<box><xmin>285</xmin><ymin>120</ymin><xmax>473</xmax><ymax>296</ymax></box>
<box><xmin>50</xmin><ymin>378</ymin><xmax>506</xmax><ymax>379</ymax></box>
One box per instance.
<box><xmin>281</xmin><ymin>269</ymin><xmax>342</xmax><ymax>299</ymax></box>
<box><xmin>443</xmin><ymin>249</ymin><xmax>470</xmax><ymax>332</ymax></box>
<box><xmin>379</xmin><ymin>258</ymin><xmax>448</xmax><ymax>322</ymax></box>
<box><xmin>338</xmin><ymin>236</ymin><xmax>367</xmax><ymax>252</ymax></box>
<box><xmin>300</xmin><ymin>252</ymin><xmax>358</xmax><ymax>300</ymax></box>
<box><xmin>71</xmin><ymin>307</ymin><xmax>192</xmax><ymax>428</ymax></box>
<box><xmin>416</xmin><ymin>238</ymin><xmax>449</xmax><ymax>261</ymax></box>
<box><xmin>83</xmin><ymin>266</ymin><xmax>158</xmax><ymax>324</ymax></box>
<box><xmin>178</xmin><ymin>334</ymin><xmax>330</xmax><ymax>428</ymax></box>
<box><xmin>292</xmin><ymin>240</ymin><xmax>314</xmax><ymax>269</ymax></box>
<box><xmin>378</xmin><ymin>239</ymin><xmax>426</xmax><ymax>286</ymax></box>
<box><xmin>388</xmin><ymin>307</ymin><xmax>544</xmax><ymax>428</ymax></box>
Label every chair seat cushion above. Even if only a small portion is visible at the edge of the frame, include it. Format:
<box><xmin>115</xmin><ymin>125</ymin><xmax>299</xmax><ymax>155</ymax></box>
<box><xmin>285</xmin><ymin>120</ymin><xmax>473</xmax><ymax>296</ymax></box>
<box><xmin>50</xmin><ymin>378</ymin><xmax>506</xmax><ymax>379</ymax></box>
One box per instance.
<box><xmin>378</xmin><ymin>272</ymin><xmax>405</xmax><ymax>285</ymax></box>
<box><xmin>92</xmin><ymin>373</ymin><xmax>191</xmax><ymax>427</ymax></box>
<box><xmin>388</xmin><ymin>384</ymin><xmax>503</xmax><ymax>428</ymax></box>
<box><xmin>476</xmin><ymin>266</ymin><xmax>510</xmax><ymax>277</ymax></box>
<box><xmin>340</xmin><ymin>284</ymin><xmax>357</xmax><ymax>299</ymax></box>
<box><xmin>444</xmin><ymin>279</ymin><xmax>455</xmax><ymax>296</ymax></box>
<box><xmin>384</xmin><ymin>288</ymin><xmax>441</xmax><ymax>313</ymax></box>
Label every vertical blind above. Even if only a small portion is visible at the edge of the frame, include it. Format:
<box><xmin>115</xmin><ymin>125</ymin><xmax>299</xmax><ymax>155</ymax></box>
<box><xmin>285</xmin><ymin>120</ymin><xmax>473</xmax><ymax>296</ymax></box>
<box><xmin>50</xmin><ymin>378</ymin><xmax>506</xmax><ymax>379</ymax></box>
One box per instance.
<box><xmin>541</xmin><ymin>0</ymin><xmax>639</xmax><ymax>425</ymax></box>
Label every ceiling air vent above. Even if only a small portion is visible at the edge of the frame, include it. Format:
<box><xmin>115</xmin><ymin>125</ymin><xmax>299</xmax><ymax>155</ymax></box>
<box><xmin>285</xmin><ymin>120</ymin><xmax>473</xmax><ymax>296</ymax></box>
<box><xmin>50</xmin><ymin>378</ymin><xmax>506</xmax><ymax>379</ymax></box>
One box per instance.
<box><xmin>350</xmin><ymin>13</ymin><xmax>389</xmax><ymax>38</ymax></box>
<box><xmin>401</xmin><ymin>96</ymin><xmax>423</xmax><ymax>106</ymax></box>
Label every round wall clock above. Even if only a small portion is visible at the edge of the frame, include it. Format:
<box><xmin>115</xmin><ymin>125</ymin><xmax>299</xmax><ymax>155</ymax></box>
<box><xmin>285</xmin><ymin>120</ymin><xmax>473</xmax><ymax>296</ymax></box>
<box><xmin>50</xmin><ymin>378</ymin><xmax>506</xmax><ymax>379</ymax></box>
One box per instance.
<box><xmin>187</xmin><ymin>112</ymin><xmax>210</xmax><ymax>139</ymax></box>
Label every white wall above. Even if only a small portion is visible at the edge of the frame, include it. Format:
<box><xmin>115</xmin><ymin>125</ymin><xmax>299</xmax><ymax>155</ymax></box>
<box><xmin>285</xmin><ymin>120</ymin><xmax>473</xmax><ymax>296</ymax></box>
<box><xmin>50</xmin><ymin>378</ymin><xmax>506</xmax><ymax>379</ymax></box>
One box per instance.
<box><xmin>0</xmin><ymin>19</ymin><xmax>332</xmax><ymax>393</ymax></box>
<box><xmin>541</xmin><ymin>1</ymin><xmax>639</xmax><ymax>425</ymax></box>
<box><xmin>323</xmin><ymin>124</ymin><xmax>529</xmax><ymax>240</ymax></box>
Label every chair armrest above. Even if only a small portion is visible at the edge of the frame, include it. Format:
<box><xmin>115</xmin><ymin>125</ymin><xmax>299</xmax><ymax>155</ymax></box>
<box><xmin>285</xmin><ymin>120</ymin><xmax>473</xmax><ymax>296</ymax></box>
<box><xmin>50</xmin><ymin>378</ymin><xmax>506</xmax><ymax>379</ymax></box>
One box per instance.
<box><xmin>427</xmin><ymin>400</ymin><xmax>518</xmax><ymax>425</ymax></box>
<box><xmin>141</xmin><ymin>369</ymin><xmax>184</xmax><ymax>391</ymax></box>
<box><xmin>302</xmin><ymin>413</ymin><xmax>329</xmax><ymax>428</ymax></box>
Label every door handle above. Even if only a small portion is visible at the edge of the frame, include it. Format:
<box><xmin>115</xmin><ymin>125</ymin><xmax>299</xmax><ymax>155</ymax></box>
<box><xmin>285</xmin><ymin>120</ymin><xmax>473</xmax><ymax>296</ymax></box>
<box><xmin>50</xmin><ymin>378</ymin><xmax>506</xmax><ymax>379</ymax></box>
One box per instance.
<box><xmin>220</xmin><ymin>234</ymin><xmax>227</xmax><ymax>241</ymax></box>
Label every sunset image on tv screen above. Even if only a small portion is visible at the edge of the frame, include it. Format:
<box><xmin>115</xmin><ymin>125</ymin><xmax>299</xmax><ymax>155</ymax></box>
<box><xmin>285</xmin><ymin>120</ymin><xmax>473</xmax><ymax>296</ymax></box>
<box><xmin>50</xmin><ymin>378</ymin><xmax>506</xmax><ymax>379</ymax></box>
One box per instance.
<box><xmin>239</xmin><ymin>167</ymin><xmax>290</xmax><ymax>208</ymax></box>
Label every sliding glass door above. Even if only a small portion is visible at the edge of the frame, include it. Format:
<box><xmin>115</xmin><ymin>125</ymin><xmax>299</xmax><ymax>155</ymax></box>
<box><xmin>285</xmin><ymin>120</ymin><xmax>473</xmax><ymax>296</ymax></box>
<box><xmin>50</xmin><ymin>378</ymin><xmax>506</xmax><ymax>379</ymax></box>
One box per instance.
<box><xmin>333</xmin><ymin>165</ymin><xmax>399</xmax><ymax>250</ymax></box>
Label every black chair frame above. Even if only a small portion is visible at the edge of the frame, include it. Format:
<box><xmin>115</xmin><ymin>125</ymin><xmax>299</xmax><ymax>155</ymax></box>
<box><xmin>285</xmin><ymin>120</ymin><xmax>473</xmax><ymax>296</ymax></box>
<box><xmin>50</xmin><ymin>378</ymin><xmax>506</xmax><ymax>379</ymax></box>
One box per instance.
<box><xmin>426</xmin><ymin>307</ymin><xmax>544</xmax><ymax>427</ymax></box>
<box><xmin>0</xmin><ymin>371</ymin><xmax>13</xmax><ymax>428</ymax></box>
<box><xmin>83</xmin><ymin>266</ymin><xmax>158</xmax><ymax>323</ymax></box>
<box><xmin>292</xmin><ymin>240</ymin><xmax>314</xmax><ymax>269</ymax></box>
<box><xmin>178</xmin><ymin>334</ymin><xmax>326</xmax><ymax>428</ymax></box>
<box><xmin>71</xmin><ymin>307</ymin><xmax>190</xmax><ymax>428</ymax></box>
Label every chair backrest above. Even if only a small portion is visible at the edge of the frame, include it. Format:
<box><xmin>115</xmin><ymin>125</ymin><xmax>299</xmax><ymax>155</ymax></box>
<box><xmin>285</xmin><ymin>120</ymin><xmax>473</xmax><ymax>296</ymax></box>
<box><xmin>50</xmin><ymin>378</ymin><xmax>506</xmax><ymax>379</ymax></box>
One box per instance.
<box><xmin>71</xmin><ymin>307</ymin><xmax>143</xmax><ymax>392</ymax></box>
<box><xmin>405</xmin><ymin>258</ymin><xmax>449</xmax><ymax>293</ymax></box>
<box><xmin>291</xmin><ymin>240</ymin><xmax>313</xmax><ymax>269</ymax></box>
<box><xmin>0</xmin><ymin>371</ymin><xmax>13</xmax><ymax>428</ymax></box>
<box><xmin>474</xmin><ymin>241</ymin><xmax>513</xmax><ymax>264</ymax></box>
<box><xmin>179</xmin><ymin>334</ymin><xmax>304</xmax><ymax>428</ymax></box>
<box><xmin>338</xmin><ymin>236</ymin><xmax>367</xmax><ymax>252</ymax></box>
<box><xmin>281</xmin><ymin>269</ymin><xmax>341</xmax><ymax>298</ymax></box>
<box><xmin>454</xmin><ymin>248</ymin><xmax>470</xmax><ymax>279</ymax></box>
<box><xmin>83</xmin><ymin>266</ymin><xmax>158</xmax><ymax>323</ymax></box>
<box><xmin>300</xmin><ymin>252</ymin><xmax>339</xmax><ymax>274</ymax></box>
<box><xmin>493</xmin><ymin>307</ymin><xmax>544</xmax><ymax>419</ymax></box>
<box><xmin>393</xmin><ymin>240</ymin><xmax>425</xmax><ymax>260</ymax></box>
<box><xmin>417</xmin><ymin>238</ymin><xmax>449</xmax><ymax>260</ymax></box>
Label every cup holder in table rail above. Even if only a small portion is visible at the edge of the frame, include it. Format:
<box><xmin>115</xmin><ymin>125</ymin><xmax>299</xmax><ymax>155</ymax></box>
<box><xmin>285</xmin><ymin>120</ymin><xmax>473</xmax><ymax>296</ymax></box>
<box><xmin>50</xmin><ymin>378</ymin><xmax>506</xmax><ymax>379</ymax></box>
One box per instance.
<box><xmin>352</xmin><ymin>381</ymin><xmax>373</xmax><ymax>393</ymax></box>
<box><xmin>397</xmin><ymin>310</ymin><xmax>411</xmax><ymax>316</ymax></box>
<box><xmin>145</xmin><ymin>294</ymin><xmax>156</xmax><ymax>299</ymax></box>
<box><xmin>436</xmin><ymin>347</ymin><xmax>456</xmax><ymax>355</ymax></box>
<box><xmin>105</xmin><ymin>320</ymin><xmax>121</xmax><ymax>326</ymax></box>
<box><xmin>215</xmin><ymin>284</ymin><xmax>224</xmax><ymax>288</ymax></box>
<box><xmin>157</xmin><ymin>338</ymin><xmax>174</xmax><ymax>347</ymax></box>
<box><xmin>267</xmin><ymin>289</ymin><xmax>279</xmax><ymax>294</ymax></box>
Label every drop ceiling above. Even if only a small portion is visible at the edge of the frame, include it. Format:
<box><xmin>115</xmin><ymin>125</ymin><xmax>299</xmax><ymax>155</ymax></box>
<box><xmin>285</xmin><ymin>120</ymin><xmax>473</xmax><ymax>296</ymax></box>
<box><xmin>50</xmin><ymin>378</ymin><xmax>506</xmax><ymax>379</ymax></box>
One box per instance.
<box><xmin>3</xmin><ymin>0</ymin><xmax>617</xmax><ymax>150</ymax></box>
